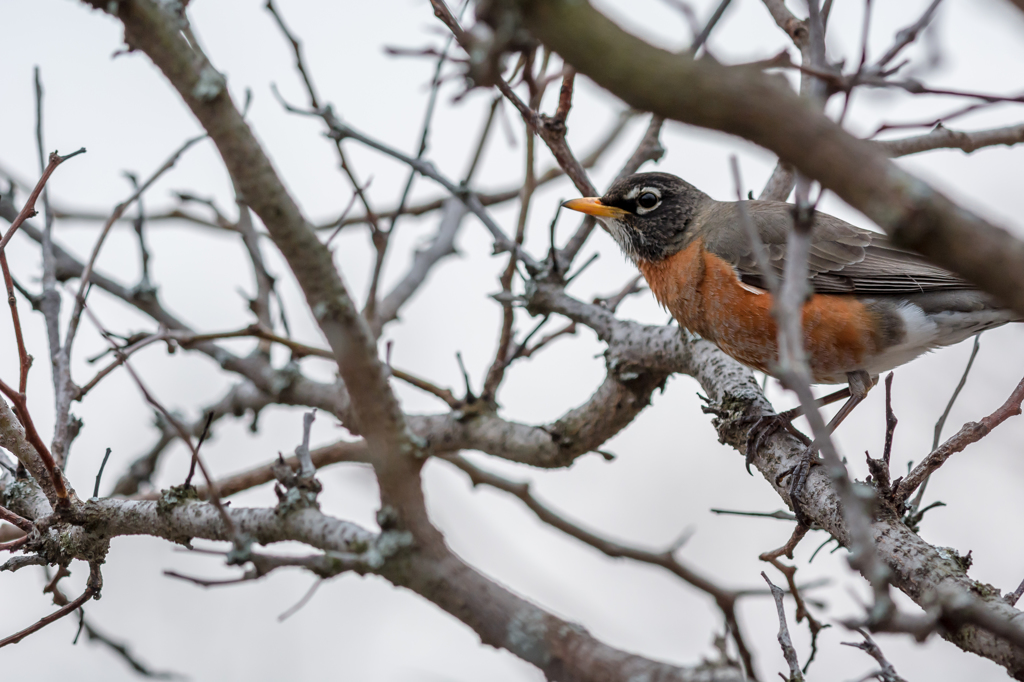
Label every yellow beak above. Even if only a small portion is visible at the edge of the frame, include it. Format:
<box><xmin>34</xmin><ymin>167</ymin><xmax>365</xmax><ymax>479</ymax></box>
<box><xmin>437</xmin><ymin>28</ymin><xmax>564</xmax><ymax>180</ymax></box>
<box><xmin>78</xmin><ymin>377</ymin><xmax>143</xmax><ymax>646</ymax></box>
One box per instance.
<box><xmin>562</xmin><ymin>197</ymin><xmax>629</xmax><ymax>219</ymax></box>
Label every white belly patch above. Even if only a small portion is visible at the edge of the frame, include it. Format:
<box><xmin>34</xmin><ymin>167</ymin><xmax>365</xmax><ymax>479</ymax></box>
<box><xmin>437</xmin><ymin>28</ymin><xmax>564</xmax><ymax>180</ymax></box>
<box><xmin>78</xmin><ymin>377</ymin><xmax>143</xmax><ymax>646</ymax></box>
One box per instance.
<box><xmin>860</xmin><ymin>302</ymin><xmax>1012</xmax><ymax>377</ymax></box>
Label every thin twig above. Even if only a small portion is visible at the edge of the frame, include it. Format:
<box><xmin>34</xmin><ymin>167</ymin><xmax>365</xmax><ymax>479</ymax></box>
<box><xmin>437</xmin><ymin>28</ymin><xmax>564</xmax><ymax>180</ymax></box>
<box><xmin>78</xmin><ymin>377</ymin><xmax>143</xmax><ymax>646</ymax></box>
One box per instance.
<box><xmin>390</xmin><ymin>368</ymin><xmax>461</xmax><ymax>408</ymax></box>
<box><xmin>883</xmin><ymin>373</ymin><xmax>897</xmax><ymax>467</ymax></box>
<box><xmin>65</xmin><ymin>133</ymin><xmax>205</xmax><ymax>353</ymax></box>
<box><xmin>92</xmin><ymin>447</ymin><xmax>112</xmax><ymax>498</ymax></box>
<box><xmin>0</xmin><ymin>563</ymin><xmax>102</xmax><ymax>648</ymax></box>
<box><xmin>278</xmin><ymin>578</ymin><xmax>324</xmax><ymax>621</ymax></box>
<box><xmin>296</xmin><ymin>410</ymin><xmax>317</xmax><ymax>479</ymax></box>
<box><xmin>689</xmin><ymin>0</ymin><xmax>733</xmax><ymax>55</ymax></box>
<box><xmin>483</xmin><ymin>87</ymin><xmax>540</xmax><ymax>402</ymax></box>
<box><xmin>1007</xmin><ymin>578</ymin><xmax>1024</xmax><ymax>607</ymax></box>
<box><xmin>873</xmin><ymin>0</ymin><xmax>943</xmax><ymax>70</ymax></box>
<box><xmin>325</xmin><ymin>185</ymin><xmax>364</xmax><ymax>247</ymax></box>
<box><xmin>0</xmin><ymin>149</ymin><xmax>86</xmax><ymax>257</ymax></box>
<box><xmin>265</xmin><ymin>0</ymin><xmax>380</xmax><ymax>232</ymax></box>
<box><xmin>0</xmin><ymin>505</ymin><xmax>33</xmax><ymax>533</ymax></box>
<box><xmin>184</xmin><ymin>411</ymin><xmax>214</xmax><ymax>489</ymax></box>
<box><xmin>0</xmin><ymin>243</ymin><xmax>30</xmax><ymax>394</ymax></box>
<box><xmin>762</xmin><ymin>571</ymin><xmax>803</xmax><ymax>682</ymax></box>
<box><xmin>711</xmin><ymin>508</ymin><xmax>797</xmax><ymax>521</ymax></box>
<box><xmin>80</xmin><ymin>619</ymin><xmax>184</xmax><ymax>679</ymax></box>
<box><xmin>896</xmin><ymin>373</ymin><xmax>1024</xmax><ymax>504</ymax></box>
<box><xmin>933</xmin><ymin>333</ymin><xmax>982</xmax><ymax>451</ymax></box>
<box><xmin>842</xmin><ymin>628</ymin><xmax>908</xmax><ymax>682</ymax></box>
<box><xmin>77</xmin><ymin>331</ymin><xmax>170</xmax><ymax>399</ymax></box>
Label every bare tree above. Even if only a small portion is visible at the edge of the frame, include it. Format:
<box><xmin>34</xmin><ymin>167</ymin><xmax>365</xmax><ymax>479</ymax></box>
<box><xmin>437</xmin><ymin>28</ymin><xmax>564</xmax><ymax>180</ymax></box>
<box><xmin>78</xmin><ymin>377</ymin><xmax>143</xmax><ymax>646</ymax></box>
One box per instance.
<box><xmin>2</xmin><ymin>0</ymin><xmax>1024</xmax><ymax>680</ymax></box>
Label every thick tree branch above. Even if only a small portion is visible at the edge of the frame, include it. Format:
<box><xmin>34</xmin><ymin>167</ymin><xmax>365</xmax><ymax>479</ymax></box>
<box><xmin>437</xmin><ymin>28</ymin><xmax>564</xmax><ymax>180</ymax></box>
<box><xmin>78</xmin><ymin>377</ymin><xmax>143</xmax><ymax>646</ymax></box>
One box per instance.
<box><xmin>60</xmin><ymin>494</ymin><xmax>746</xmax><ymax>682</ymax></box>
<box><xmin>524</xmin><ymin>283</ymin><xmax>1024</xmax><ymax>677</ymax></box>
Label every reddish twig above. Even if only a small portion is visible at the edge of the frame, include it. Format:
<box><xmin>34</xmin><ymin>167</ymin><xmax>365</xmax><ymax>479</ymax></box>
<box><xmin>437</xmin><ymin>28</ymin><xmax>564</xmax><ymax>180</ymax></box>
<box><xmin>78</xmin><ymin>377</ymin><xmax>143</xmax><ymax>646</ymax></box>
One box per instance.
<box><xmin>0</xmin><ymin>563</ymin><xmax>101</xmax><ymax>648</ymax></box>
<box><xmin>554</xmin><ymin>69</ymin><xmax>575</xmax><ymax>122</ymax></box>
<box><xmin>0</xmin><ymin>379</ymin><xmax>68</xmax><ymax>503</ymax></box>
<box><xmin>390</xmin><ymin>368</ymin><xmax>461</xmax><ymax>409</ymax></box>
<box><xmin>0</xmin><ymin>149</ymin><xmax>84</xmax><ymax>402</ymax></box>
<box><xmin>0</xmin><ymin>253</ymin><xmax>30</xmax><ymax>394</ymax></box>
<box><xmin>0</xmin><ymin>535</ymin><xmax>30</xmax><ymax>553</ymax></box>
<box><xmin>896</xmin><ymin>374</ymin><xmax>1024</xmax><ymax>503</ymax></box>
<box><xmin>518</xmin><ymin>321</ymin><xmax>577</xmax><ymax>359</ymax></box>
<box><xmin>0</xmin><ymin>505</ymin><xmax>33</xmax><ymax>532</ymax></box>
<box><xmin>0</xmin><ymin>148</ymin><xmax>85</xmax><ymax>257</ymax></box>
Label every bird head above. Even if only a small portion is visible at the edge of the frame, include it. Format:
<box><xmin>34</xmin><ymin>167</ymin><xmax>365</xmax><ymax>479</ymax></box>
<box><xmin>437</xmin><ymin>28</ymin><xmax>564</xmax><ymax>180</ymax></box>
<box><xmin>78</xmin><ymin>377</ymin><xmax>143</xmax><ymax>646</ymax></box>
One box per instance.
<box><xmin>562</xmin><ymin>172</ymin><xmax>708</xmax><ymax>263</ymax></box>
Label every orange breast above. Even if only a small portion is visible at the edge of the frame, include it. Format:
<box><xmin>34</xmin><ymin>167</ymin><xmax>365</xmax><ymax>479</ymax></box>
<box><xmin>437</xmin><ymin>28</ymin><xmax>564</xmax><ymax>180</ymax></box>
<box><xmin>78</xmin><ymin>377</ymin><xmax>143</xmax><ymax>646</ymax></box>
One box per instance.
<box><xmin>638</xmin><ymin>239</ymin><xmax>881</xmax><ymax>383</ymax></box>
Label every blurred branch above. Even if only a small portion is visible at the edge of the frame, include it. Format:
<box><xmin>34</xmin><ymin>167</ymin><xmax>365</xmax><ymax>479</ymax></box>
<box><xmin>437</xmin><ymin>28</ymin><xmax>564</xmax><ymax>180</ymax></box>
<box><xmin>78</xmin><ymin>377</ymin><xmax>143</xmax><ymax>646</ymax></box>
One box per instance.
<box><xmin>80</xmin><ymin>619</ymin><xmax>183</xmax><ymax>680</ymax></box>
<box><xmin>874</xmin><ymin>122</ymin><xmax>1024</xmax><ymax>156</ymax></box>
<box><xmin>762</xmin><ymin>572</ymin><xmax>803</xmax><ymax>682</ymax></box>
<box><xmin>370</xmin><ymin>198</ymin><xmax>466</xmax><ymax>335</ymax></box>
<box><xmin>841</xmin><ymin>629</ymin><xmax>908</xmax><ymax>682</ymax></box>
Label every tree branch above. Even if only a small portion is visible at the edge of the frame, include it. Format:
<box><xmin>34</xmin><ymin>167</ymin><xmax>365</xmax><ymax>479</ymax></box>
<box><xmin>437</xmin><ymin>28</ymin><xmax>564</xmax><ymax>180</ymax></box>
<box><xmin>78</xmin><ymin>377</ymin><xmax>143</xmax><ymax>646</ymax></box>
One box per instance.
<box><xmin>895</xmin><ymin>374</ymin><xmax>1024</xmax><ymax>504</ymax></box>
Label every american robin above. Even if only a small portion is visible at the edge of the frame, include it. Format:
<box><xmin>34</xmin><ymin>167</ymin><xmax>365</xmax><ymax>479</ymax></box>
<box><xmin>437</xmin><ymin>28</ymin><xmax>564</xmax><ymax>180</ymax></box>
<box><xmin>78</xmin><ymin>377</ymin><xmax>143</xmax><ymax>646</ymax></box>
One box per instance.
<box><xmin>564</xmin><ymin>172</ymin><xmax>1017</xmax><ymax>518</ymax></box>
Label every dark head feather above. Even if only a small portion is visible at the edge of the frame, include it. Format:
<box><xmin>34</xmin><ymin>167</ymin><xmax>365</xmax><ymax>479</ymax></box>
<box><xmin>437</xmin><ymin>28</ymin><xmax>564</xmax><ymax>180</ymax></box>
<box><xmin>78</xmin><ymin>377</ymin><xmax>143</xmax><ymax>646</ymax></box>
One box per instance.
<box><xmin>598</xmin><ymin>172</ymin><xmax>711</xmax><ymax>262</ymax></box>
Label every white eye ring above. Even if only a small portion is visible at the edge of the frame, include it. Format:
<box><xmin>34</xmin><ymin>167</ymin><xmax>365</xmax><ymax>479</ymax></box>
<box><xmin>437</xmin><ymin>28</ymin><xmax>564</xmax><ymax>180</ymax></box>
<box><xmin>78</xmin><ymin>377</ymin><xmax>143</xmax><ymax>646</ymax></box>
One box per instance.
<box><xmin>635</xmin><ymin>187</ymin><xmax>661</xmax><ymax>214</ymax></box>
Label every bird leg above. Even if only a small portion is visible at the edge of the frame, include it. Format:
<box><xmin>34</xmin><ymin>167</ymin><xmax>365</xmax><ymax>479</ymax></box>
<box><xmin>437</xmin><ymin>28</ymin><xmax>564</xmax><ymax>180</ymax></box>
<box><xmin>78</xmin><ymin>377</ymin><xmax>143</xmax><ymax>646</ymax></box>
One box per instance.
<box><xmin>788</xmin><ymin>370</ymin><xmax>874</xmax><ymax>526</ymax></box>
<box><xmin>743</xmin><ymin>385</ymin><xmax>853</xmax><ymax>474</ymax></box>
<box><xmin>778</xmin><ymin>385</ymin><xmax>853</xmax><ymax>422</ymax></box>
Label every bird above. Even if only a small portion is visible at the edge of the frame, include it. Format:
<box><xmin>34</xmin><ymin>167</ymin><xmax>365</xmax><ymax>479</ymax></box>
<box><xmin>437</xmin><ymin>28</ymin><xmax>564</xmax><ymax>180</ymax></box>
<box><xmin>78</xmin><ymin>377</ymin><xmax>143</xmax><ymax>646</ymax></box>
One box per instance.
<box><xmin>563</xmin><ymin>171</ymin><xmax>1017</xmax><ymax>520</ymax></box>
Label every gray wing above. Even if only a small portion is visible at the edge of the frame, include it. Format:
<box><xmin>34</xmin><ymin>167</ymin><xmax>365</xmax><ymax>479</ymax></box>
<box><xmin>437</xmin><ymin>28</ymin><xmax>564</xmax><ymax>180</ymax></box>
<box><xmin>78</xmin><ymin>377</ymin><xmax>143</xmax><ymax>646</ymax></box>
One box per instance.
<box><xmin>699</xmin><ymin>200</ymin><xmax>972</xmax><ymax>295</ymax></box>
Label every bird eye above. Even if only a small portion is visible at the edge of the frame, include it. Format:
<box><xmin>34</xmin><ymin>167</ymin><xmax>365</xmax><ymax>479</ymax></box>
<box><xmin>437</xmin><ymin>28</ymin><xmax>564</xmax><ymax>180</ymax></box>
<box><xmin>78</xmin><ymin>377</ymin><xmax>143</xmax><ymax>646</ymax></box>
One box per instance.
<box><xmin>637</xmin><ymin>192</ymin><xmax>659</xmax><ymax>209</ymax></box>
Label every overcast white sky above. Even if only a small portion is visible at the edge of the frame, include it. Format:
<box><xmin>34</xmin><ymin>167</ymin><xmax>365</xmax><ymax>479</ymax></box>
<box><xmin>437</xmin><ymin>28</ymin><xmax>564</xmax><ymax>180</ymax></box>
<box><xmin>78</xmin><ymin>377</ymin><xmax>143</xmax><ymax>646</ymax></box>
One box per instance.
<box><xmin>2</xmin><ymin>1</ymin><xmax>1024</xmax><ymax>680</ymax></box>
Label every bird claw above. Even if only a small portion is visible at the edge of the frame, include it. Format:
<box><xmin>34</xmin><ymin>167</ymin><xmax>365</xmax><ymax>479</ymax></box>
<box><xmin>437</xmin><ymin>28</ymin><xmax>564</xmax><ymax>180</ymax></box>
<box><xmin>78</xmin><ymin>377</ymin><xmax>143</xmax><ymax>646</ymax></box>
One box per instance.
<box><xmin>781</xmin><ymin>446</ymin><xmax>822</xmax><ymax>528</ymax></box>
<box><xmin>742</xmin><ymin>413</ymin><xmax>791</xmax><ymax>475</ymax></box>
